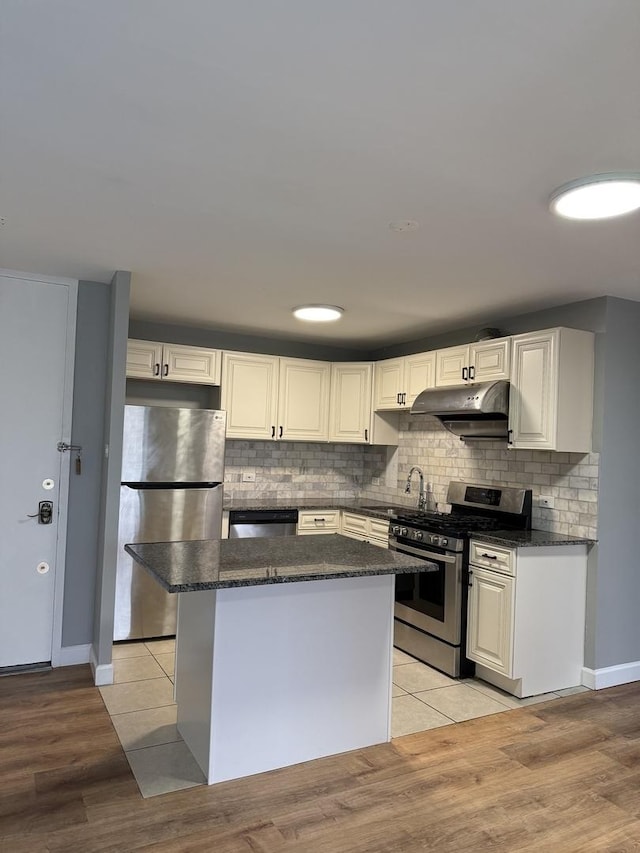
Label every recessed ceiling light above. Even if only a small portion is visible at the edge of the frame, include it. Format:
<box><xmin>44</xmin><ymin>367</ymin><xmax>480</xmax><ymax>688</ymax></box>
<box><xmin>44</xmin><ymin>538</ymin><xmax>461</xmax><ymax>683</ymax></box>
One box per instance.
<box><xmin>550</xmin><ymin>173</ymin><xmax>640</xmax><ymax>220</ymax></box>
<box><xmin>292</xmin><ymin>304</ymin><xmax>344</xmax><ymax>323</ymax></box>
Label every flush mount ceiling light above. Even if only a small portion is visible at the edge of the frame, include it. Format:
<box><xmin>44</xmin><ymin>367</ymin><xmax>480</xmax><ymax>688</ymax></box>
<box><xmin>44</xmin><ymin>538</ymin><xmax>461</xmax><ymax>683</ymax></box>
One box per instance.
<box><xmin>550</xmin><ymin>173</ymin><xmax>640</xmax><ymax>220</ymax></box>
<box><xmin>292</xmin><ymin>304</ymin><xmax>344</xmax><ymax>323</ymax></box>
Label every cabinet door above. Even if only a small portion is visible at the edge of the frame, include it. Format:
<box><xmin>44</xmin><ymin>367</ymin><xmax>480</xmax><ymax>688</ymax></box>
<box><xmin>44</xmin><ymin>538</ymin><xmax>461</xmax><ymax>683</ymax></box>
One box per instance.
<box><xmin>404</xmin><ymin>352</ymin><xmax>436</xmax><ymax>406</ymax></box>
<box><xmin>469</xmin><ymin>339</ymin><xmax>511</xmax><ymax>383</ymax></box>
<box><xmin>126</xmin><ymin>339</ymin><xmax>164</xmax><ymax>379</ymax></box>
<box><xmin>329</xmin><ymin>363</ymin><xmax>373</xmax><ymax>443</ymax></box>
<box><xmin>221</xmin><ymin>352</ymin><xmax>279</xmax><ymax>439</ymax></box>
<box><xmin>435</xmin><ymin>345</ymin><xmax>469</xmax><ymax>387</ymax></box>
<box><xmin>373</xmin><ymin>358</ymin><xmax>404</xmax><ymax>409</ymax></box>
<box><xmin>278</xmin><ymin>358</ymin><xmax>330</xmax><ymax>441</ymax></box>
<box><xmin>163</xmin><ymin>344</ymin><xmax>221</xmax><ymax>385</ymax></box>
<box><xmin>341</xmin><ymin>512</ymin><xmax>369</xmax><ymax>540</ymax></box>
<box><xmin>467</xmin><ymin>567</ymin><xmax>514</xmax><ymax>676</ymax></box>
<box><xmin>508</xmin><ymin>332</ymin><xmax>556</xmax><ymax>448</ymax></box>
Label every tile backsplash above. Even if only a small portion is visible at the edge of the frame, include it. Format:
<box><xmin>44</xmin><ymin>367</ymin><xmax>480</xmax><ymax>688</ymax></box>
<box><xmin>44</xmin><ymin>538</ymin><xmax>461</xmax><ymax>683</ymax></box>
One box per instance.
<box><xmin>360</xmin><ymin>415</ymin><xmax>598</xmax><ymax>539</ymax></box>
<box><xmin>224</xmin><ymin>440</ymin><xmax>386</xmax><ymax>503</ymax></box>
<box><xmin>224</xmin><ymin>415</ymin><xmax>598</xmax><ymax>539</ymax></box>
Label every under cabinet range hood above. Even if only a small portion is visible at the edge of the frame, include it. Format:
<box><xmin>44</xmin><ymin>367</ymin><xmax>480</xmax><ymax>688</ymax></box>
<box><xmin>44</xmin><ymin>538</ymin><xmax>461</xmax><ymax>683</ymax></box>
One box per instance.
<box><xmin>410</xmin><ymin>380</ymin><xmax>510</xmax><ymax>441</ymax></box>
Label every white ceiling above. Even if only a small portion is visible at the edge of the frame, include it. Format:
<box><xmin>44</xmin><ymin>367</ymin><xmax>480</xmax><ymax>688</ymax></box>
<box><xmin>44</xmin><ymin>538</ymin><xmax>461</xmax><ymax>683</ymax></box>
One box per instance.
<box><xmin>1</xmin><ymin>1</ymin><xmax>639</xmax><ymax>348</ymax></box>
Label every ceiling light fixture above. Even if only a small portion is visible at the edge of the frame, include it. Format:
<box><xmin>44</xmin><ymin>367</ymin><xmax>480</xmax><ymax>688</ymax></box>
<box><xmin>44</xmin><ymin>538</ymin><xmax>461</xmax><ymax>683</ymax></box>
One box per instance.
<box><xmin>549</xmin><ymin>173</ymin><xmax>640</xmax><ymax>220</ymax></box>
<box><xmin>293</xmin><ymin>304</ymin><xmax>344</xmax><ymax>323</ymax></box>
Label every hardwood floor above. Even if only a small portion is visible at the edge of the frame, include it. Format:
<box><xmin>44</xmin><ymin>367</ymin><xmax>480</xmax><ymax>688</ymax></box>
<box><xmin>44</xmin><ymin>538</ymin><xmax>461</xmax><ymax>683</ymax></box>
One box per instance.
<box><xmin>2</xmin><ymin>665</ymin><xmax>640</xmax><ymax>852</ymax></box>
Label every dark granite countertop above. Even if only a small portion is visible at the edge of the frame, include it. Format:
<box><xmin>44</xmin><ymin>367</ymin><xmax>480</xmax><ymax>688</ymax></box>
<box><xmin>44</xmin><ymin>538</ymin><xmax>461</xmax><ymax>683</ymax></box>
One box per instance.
<box><xmin>222</xmin><ymin>498</ymin><xmax>412</xmax><ymax>521</ymax></box>
<box><xmin>471</xmin><ymin>529</ymin><xmax>595</xmax><ymax>548</ymax></box>
<box><xmin>125</xmin><ymin>533</ymin><xmax>427</xmax><ymax>592</ymax></box>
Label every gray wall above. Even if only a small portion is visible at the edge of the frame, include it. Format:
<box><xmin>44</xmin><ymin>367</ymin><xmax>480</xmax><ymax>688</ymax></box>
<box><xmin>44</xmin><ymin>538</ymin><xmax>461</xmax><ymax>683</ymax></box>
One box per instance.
<box><xmin>129</xmin><ymin>319</ymin><xmax>370</xmax><ymax>361</ymax></box>
<box><xmin>591</xmin><ymin>298</ymin><xmax>640</xmax><ymax>669</ymax></box>
<box><xmin>62</xmin><ymin>281</ymin><xmax>110</xmax><ymax>646</ymax></box>
<box><xmin>92</xmin><ymin>272</ymin><xmax>130</xmax><ymax>667</ymax></box>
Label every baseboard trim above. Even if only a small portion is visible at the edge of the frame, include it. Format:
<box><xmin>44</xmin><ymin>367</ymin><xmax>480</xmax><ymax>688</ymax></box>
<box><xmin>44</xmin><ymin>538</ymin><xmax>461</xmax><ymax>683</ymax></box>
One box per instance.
<box><xmin>582</xmin><ymin>660</ymin><xmax>640</xmax><ymax>690</ymax></box>
<box><xmin>55</xmin><ymin>644</ymin><xmax>92</xmax><ymax>667</ymax></box>
<box><xmin>90</xmin><ymin>646</ymin><xmax>114</xmax><ymax>686</ymax></box>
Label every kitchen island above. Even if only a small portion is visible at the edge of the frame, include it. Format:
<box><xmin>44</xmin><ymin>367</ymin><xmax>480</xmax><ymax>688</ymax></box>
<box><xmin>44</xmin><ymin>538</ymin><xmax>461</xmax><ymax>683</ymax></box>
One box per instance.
<box><xmin>125</xmin><ymin>534</ymin><xmax>425</xmax><ymax>785</ymax></box>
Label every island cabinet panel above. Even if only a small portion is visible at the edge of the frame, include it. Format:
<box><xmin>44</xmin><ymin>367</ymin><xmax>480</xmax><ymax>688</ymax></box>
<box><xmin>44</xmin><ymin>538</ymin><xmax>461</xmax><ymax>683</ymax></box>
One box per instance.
<box><xmin>175</xmin><ymin>574</ymin><xmax>395</xmax><ymax>785</ymax></box>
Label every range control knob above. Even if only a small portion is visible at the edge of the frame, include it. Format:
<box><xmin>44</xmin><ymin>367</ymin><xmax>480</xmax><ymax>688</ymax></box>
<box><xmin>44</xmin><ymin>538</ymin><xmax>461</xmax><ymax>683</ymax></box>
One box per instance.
<box><xmin>441</xmin><ymin>538</ymin><xmax>448</xmax><ymax>547</ymax></box>
<box><xmin>401</xmin><ymin>527</ymin><xmax>409</xmax><ymax>537</ymax></box>
<box><xmin>415</xmin><ymin>531</ymin><xmax>423</xmax><ymax>541</ymax></box>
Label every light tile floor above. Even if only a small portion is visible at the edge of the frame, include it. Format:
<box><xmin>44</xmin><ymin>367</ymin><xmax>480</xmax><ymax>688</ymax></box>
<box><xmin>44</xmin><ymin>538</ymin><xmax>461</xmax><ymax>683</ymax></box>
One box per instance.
<box><xmin>102</xmin><ymin>640</ymin><xmax>588</xmax><ymax>797</ymax></box>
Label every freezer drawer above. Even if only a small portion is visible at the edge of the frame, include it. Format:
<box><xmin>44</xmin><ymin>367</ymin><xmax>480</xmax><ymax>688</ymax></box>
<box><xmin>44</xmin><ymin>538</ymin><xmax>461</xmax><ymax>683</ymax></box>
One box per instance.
<box><xmin>114</xmin><ymin>485</ymin><xmax>222</xmax><ymax>641</ymax></box>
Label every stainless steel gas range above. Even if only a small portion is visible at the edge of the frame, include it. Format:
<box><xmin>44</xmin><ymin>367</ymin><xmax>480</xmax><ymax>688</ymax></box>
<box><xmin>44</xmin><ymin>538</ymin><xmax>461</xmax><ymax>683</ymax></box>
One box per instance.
<box><xmin>390</xmin><ymin>481</ymin><xmax>532</xmax><ymax>678</ymax></box>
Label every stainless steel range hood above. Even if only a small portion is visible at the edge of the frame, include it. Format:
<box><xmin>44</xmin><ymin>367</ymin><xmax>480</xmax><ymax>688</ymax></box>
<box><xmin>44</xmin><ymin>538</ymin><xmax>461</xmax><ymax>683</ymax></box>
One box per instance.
<box><xmin>410</xmin><ymin>380</ymin><xmax>510</xmax><ymax>441</ymax></box>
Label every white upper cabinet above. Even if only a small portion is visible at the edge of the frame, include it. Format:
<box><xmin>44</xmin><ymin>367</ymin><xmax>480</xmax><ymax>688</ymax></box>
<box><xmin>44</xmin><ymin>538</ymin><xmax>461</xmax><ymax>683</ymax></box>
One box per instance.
<box><xmin>221</xmin><ymin>352</ymin><xmax>279</xmax><ymax>439</ymax></box>
<box><xmin>278</xmin><ymin>357</ymin><xmax>330</xmax><ymax>441</ymax></box>
<box><xmin>508</xmin><ymin>327</ymin><xmax>594</xmax><ymax>451</ymax></box>
<box><xmin>329</xmin><ymin>363</ymin><xmax>400</xmax><ymax>445</ymax></box>
<box><xmin>221</xmin><ymin>352</ymin><xmax>329</xmax><ymax>441</ymax></box>
<box><xmin>126</xmin><ymin>339</ymin><xmax>221</xmax><ymax>385</ymax></box>
<box><xmin>329</xmin><ymin>363</ymin><xmax>373</xmax><ymax>443</ymax></box>
<box><xmin>435</xmin><ymin>338</ymin><xmax>511</xmax><ymax>387</ymax></box>
<box><xmin>373</xmin><ymin>352</ymin><xmax>436</xmax><ymax>410</ymax></box>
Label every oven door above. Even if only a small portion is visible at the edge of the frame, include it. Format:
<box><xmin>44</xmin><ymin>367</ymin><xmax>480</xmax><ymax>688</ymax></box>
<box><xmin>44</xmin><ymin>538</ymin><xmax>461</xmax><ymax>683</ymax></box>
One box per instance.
<box><xmin>391</xmin><ymin>540</ymin><xmax>463</xmax><ymax>646</ymax></box>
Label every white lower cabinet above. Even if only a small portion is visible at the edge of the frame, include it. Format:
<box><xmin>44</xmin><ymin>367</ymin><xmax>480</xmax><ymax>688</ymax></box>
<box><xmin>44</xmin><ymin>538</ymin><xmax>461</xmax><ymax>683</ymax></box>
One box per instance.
<box><xmin>467</xmin><ymin>567</ymin><xmax>514</xmax><ymax>677</ymax></box>
<box><xmin>297</xmin><ymin>509</ymin><xmax>340</xmax><ymax>535</ymax></box>
<box><xmin>466</xmin><ymin>540</ymin><xmax>587</xmax><ymax>697</ymax></box>
<box><xmin>341</xmin><ymin>512</ymin><xmax>389</xmax><ymax>548</ymax></box>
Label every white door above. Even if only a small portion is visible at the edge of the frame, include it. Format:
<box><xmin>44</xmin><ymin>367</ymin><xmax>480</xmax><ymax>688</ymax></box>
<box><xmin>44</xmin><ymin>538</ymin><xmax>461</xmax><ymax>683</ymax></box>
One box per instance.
<box><xmin>0</xmin><ymin>272</ymin><xmax>76</xmax><ymax>668</ymax></box>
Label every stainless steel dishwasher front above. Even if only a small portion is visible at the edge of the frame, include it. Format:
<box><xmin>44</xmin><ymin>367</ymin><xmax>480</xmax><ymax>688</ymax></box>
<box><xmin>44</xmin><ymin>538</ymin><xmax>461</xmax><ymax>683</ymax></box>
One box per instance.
<box><xmin>228</xmin><ymin>509</ymin><xmax>299</xmax><ymax>538</ymax></box>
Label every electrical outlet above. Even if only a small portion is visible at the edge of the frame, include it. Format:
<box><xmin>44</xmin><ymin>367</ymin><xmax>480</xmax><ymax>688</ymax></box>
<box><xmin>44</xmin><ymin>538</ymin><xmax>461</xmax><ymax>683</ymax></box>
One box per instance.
<box><xmin>539</xmin><ymin>495</ymin><xmax>554</xmax><ymax>508</ymax></box>
<box><xmin>241</xmin><ymin>471</ymin><xmax>256</xmax><ymax>483</ymax></box>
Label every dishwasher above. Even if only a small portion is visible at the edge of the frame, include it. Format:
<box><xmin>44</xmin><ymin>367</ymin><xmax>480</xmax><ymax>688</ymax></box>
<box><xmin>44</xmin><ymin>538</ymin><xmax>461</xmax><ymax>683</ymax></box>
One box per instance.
<box><xmin>228</xmin><ymin>509</ymin><xmax>299</xmax><ymax>538</ymax></box>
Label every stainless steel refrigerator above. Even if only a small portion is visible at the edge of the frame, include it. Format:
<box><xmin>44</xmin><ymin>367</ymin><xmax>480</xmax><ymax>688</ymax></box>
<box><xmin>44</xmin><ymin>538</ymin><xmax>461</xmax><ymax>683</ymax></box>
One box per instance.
<box><xmin>114</xmin><ymin>405</ymin><xmax>226</xmax><ymax>641</ymax></box>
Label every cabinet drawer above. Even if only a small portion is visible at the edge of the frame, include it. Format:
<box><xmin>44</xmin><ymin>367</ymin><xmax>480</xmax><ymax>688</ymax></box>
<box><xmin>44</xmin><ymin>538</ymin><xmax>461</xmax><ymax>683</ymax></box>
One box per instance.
<box><xmin>469</xmin><ymin>541</ymin><xmax>515</xmax><ymax>575</ymax></box>
<box><xmin>341</xmin><ymin>512</ymin><xmax>370</xmax><ymax>537</ymax></box>
<box><xmin>297</xmin><ymin>509</ymin><xmax>340</xmax><ymax>534</ymax></box>
<box><xmin>369</xmin><ymin>518</ymin><xmax>390</xmax><ymax>542</ymax></box>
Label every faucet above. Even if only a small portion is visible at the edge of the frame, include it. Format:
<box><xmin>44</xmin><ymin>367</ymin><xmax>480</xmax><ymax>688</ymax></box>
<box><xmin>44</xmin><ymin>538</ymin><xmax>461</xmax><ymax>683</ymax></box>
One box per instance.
<box><xmin>405</xmin><ymin>466</ymin><xmax>427</xmax><ymax>512</ymax></box>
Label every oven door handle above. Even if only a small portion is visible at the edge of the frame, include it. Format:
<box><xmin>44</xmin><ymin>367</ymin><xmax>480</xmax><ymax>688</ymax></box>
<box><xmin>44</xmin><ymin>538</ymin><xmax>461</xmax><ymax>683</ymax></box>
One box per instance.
<box><xmin>391</xmin><ymin>541</ymin><xmax>458</xmax><ymax>563</ymax></box>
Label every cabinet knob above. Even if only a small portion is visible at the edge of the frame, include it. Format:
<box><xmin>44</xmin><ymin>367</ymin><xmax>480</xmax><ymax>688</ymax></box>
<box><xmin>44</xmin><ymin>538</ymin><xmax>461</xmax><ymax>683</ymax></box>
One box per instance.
<box><xmin>462</xmin><ymin>366</ymin><xmax>468</xmax><ymax>381</ymax></box>
<box><xmin>162</xmin><ymin>363</ymin><xmax>169</xmax><ymax>377</ymax></box>
<box><xmin>468</xmin><ymin>570</ymin><xmax>473</xmax><ymax>587</ymax></box>
<box><xmin>154</xmin><ymin>363</ymin><xmax>160</xmax><ymax>376</ymax></box>
<box><xmin>469</xmin><ymin>365</ymin><xmax>475</xmax><ymax>380</ymax></box>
